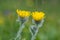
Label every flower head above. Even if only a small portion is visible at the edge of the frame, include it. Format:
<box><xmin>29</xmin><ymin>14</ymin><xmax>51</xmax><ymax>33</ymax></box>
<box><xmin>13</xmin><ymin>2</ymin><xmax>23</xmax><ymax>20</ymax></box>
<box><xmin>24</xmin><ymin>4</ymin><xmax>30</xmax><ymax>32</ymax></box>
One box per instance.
<box><xmin>32</xmin><ymin>11</ymin><xmax>45</xmax><ymax>21</ymax></box>
<box><xmin>16</xmin><ymin>9</ymin><xmax>30</xmax><ymax>18</ymax></box>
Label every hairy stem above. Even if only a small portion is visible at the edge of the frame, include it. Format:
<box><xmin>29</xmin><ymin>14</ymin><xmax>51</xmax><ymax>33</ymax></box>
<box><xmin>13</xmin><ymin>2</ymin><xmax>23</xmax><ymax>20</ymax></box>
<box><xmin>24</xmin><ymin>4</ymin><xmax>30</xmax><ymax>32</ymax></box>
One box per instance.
<box><xmin>31</xmin><ymin>19</ymin><xmax>44</xmax><ymax>40</ymax></box>
<box><xmin>14</xmin><ymin>24</ymin><xmax>25</xmax><ymax>40</ymax></box>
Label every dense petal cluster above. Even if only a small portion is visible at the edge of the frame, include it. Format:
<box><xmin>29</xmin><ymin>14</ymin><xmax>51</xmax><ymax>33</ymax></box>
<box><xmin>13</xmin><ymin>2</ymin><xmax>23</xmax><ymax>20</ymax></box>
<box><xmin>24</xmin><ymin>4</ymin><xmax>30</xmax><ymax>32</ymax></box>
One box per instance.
<box><xmin>32</xmin><ymin>11</ymin><xmax>45</xmax><ymax>21</ymax></box>
<box><xmin>16</xmin><ymin>9</ymin><xmax>45</xmax><ymax>21</ymax></box>
<box><xmin>16</xmin><ymin>9</ymin><xmax>30</xmax><ymax>18</ymax></box>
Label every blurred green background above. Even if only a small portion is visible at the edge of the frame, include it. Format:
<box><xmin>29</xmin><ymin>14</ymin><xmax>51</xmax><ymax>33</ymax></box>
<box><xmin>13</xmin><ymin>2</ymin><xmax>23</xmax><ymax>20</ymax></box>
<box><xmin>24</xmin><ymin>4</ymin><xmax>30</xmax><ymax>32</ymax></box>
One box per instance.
<box><xmin>0</xmin><ymin>0</ymin><xmax>60</xmax><ymax>40</ymax></box>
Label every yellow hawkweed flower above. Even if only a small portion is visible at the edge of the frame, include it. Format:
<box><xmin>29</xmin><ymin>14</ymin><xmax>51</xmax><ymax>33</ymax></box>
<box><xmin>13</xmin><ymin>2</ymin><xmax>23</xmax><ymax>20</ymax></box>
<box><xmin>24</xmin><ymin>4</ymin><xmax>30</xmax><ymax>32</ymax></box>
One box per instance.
<box><xmin>16</xmin><ymin>9</ymin><xmax>30</xmax><ymax>18</ymax></box>
<box><xmin>32</xmin><ymin>11</ymin><xmax>45</xmax><ymax>21</ymax></box>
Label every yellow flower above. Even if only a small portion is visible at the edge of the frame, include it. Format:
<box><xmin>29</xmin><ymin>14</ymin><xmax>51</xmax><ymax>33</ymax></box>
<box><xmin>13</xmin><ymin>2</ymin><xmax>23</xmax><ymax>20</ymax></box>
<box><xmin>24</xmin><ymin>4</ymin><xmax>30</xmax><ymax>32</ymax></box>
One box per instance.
<box><xmin>32</xmin><ymin>11</ymin><xmax>45</xmax><ymax>21</ymax></box>
<box><xmin>16</xmin><ymin>9</ymin><xmax>30</xmax><ymax>18</ymax></box>
<box><xmin>0</xmin><ymin>17</ymin><xmax>4</xmax><ymax>25</ymax></box>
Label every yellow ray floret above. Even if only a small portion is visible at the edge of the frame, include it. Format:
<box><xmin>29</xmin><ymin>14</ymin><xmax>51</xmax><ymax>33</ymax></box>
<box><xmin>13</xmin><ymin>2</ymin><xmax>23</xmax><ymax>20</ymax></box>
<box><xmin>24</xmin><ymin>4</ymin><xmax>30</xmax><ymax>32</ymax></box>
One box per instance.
<box><xmin>16</xmin><ymin>9</ymin><xmax>30</xmax><ymax>18</ymax></box>
<box><xmin>32</xmin><ymin>11</ymin><xmax>45</xmax><ymax>21</ymax></box>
